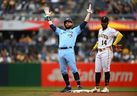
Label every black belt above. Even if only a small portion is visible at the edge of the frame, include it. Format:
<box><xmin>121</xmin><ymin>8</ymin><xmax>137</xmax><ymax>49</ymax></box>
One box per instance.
<box><xmin>59</xmin><ymin>47</ymin><xmax>72</xmax><ymax>49</ymax></box>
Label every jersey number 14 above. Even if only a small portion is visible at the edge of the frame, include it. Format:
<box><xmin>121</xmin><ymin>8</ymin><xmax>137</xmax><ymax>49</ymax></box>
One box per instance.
<box><xmin>102</xmin><ymin>40</ymin><xmax>107</xmax><ymax>45</ymax></box>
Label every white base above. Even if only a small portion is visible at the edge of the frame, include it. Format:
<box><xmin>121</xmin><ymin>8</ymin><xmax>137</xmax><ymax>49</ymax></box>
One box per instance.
<box><xmin>71</xmin><ymin>89</ymin><xmax>91</xmax><ymax>93</ymax></box>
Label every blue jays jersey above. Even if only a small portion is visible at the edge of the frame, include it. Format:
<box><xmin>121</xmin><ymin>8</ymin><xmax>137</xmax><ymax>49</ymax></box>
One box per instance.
<box><xmin>55</xmin><ymin>26</ymin><xmax>81</xmax><ymax>47</ymax></box>
<box><xmin>50</xmin><ymin>21</ymin><xmax>87</xmax><ymax>48</ymax></box>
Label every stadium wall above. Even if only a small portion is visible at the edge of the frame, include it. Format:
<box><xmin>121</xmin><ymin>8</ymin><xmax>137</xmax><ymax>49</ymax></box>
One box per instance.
<box><xmin>41</xmin><ymin>62</ymin><xmax>137</xmax><ymax>87</ymax></box>
<box><xmin>0</xmin><ymin>62</ymin><xmax>137</xmax><ymax>87</ymax></box>
<box><xmin>0</xmin><ymin>64</ymin><xmax>8</xmax><ymax>86</ymax></box>
<box><xmin>0</xmin><ymin>63</ymin><xmax>41</xmax><ymax>86</ymax></box>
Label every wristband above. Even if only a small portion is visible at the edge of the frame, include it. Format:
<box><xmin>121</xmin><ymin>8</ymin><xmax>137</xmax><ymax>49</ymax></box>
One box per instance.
<box><xmin>46</xmin><ymin>16</ymin><xmax>51</xmax><ymax>21</ymax></box>
<box><xmin>42</xmin><ymin>14</ymin><xmax>51</xmax><ymax>21</ymax></box>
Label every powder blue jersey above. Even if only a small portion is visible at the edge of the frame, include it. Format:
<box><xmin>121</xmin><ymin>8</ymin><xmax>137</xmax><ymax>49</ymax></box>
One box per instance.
<box><xmin>50</xmin><ymin>21</ymin><xmax>87</xmax><ymax>48</ymax></box>
<box><xmin>55</xmin><ymin>26</ymin><xmax>81</xmax><ymax>47</ymax></box>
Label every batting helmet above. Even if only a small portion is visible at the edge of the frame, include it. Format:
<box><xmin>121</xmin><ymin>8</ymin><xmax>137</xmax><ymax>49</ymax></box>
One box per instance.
<box><xmin>64</xmin><ymin>18</ymin><xmax>73</xmax><ymax>24</ymax></box>
<box><xmin>101</xmin><ymin>16</ymin><xmax>109</xmax><ymax>23</ymax></box>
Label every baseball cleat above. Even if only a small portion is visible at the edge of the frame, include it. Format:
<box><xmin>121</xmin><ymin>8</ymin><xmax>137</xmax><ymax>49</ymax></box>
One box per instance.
<box><xmin>77</xmin><ymin>86</ymin><xmax>83</xmax><ymax>90</ymax></box>
<box><xmin>60</xmin><ymin>86</ymin><xmax>71</xmax><ymax>92</ymax></box>
<box><xmin>101</xmin><ymin>87</ymin><xmax>109</xmax><ymax>93</ymax></box>
<box><xmin>89</xmin><ymin>87</ymin><xmax>100</xmax><ymax>93</ymax></box>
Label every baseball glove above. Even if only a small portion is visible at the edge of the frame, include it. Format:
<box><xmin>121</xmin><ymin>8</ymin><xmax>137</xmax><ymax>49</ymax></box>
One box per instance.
<box><xmin>113</xmin><ymin>44</ymin><xmax>123</xmax><ymax>52</ymax></box>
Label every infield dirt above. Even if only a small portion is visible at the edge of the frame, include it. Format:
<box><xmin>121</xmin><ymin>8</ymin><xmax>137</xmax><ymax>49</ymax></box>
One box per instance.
<box><xmin>49</xmin><ymin>92</ymin><xmax>137</xmax><ymax>96</ymax></box>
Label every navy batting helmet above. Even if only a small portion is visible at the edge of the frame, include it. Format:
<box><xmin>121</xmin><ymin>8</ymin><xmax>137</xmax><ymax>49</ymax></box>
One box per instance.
<box><xmin>101</xmin><ymin>16</ymin><xmax>109</xmax><ymax>23</ymax></box>
<box><xmin>64</xmin><ymin>18</ymin><xmax>73</xmax><ymax>24</ymax></box>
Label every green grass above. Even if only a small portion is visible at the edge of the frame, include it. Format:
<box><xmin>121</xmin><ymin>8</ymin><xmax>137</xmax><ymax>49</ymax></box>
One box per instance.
<box><xmin>0</xmin><ymin>87</ymin><xmax>137</xmax><ymax>96</ymax></box>
<box><xmin>45</xmin><ymin>87</ymin><xmax>137</xmax><ymax>92</ymax></box>
<box><xmin>109</xmin><ymin>87</ymin><xmax>137</xmax><ymax>92</ymax></box>
<box><xmin>0</xmin><ymin>87</ymin><xmax>137</xmax><ymax>92</ymax></box>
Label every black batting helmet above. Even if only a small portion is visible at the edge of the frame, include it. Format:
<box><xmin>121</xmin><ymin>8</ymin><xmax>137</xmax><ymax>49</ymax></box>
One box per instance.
<box><xmin>64</xmin><ymin>18</ymin><xmax>73</xmax><ymax>24</ymax></box>
<box><xmin>101</xmin><ymin>16</ymin><xmax>109</xmax><ymax>23</ymax></box>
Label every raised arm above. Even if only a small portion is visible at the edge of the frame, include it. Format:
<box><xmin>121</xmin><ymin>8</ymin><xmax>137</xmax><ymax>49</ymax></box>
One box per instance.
<box><xmin>43</xmin><ymin>7</ymin><xmax>53</xmax><ymax>25</ymax></box>
<box><xmin>79</xmin><ymin>4</ymin><xmax>93</xmax><ymax>30</ymax></box>
<box><xmin>84</xmin><ymin>4</ymin><xmax>93</xmax><ymax>22</ymax></box>
<box><xmin>43</xmin><ymin>7</ymin><xmax>56</xmax><ymax>31</ymax></box>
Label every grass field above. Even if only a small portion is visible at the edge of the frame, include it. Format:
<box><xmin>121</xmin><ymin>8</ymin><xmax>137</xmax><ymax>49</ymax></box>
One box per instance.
<box><xmin>0</xmin><ymin>87</ymin><xmax>137</xmax><ymax>96</ymax></box>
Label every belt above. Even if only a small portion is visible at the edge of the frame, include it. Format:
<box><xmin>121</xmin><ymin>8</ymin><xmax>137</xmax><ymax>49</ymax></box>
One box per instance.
<box><xmin>98</xmin><ymin>48</ymin><xmax>106</xmax><ymax>52</ymax></box>
<box><xmin>98</xmin><ymin>46</ymin><xmax>112</xmax><ymax>52</ymax></box>
<box><xmin>59</xmin><ymin>47</ymin><xmax>72</xmax><ymax>49</ymax></box>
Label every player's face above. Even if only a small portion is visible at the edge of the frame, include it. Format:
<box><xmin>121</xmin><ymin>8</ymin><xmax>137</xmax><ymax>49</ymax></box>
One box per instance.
<box><xmin>64</xmin><ymin>22</ymin><xmax>73</xmax><ymax>29</ymax></box>
<box><xmin>101</xmin><ymin>22</ymin><xmax>108</xmax><ymax>29</ymax></box>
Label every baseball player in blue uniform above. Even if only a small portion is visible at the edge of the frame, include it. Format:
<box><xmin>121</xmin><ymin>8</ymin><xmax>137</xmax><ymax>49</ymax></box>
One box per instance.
<box><xmin>43</xmin><ymin>4</ymin><xmax>92</xmax><ymax>92</ymax></box>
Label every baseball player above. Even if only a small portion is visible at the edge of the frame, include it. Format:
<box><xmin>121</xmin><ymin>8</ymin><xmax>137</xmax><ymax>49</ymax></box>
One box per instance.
<box><xmin>90</xmin><ymin>16</ymin><xmax>123</xmax><ymax>93</ymax></box>
<box><xmin>43</xmin><ymin>5</ymin><xmax>92</xmax><ymax>92</ymax></box>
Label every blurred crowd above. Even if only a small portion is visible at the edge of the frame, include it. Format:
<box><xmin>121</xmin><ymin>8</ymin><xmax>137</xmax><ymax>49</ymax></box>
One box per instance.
<box><xmin>0</xmin><ymin>28</ymin><xmax>137</xmax><ymax>64</ymax></box>
<box><xmin>0</xmin><ymin>0</ymin><xmax>84</xmax><ymax>20</ymax></box>
<box><xmin>0</xmin><ymin>0</ymin><xmax>81</xmax><ymax>13</ymax></box>
<box><xmin>0</xmin><ymin>0</ymin><xmax>137</xmax><ymax>64</ymax></box>
<box><xmin>94</xmin><ymin>0</ymin><xmax>137</xmax><ymax>20</ymax></box>
<box><xmin>0</xmin><ymin>0</ymin><xmax>137</xmax><ymax>20</ymax></box>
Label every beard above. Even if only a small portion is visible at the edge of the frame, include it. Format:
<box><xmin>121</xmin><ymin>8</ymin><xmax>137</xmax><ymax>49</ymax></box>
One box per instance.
<box><xmin>64</xmin><ymin>24</ymin><xmax>73</xmax><ymax>29</ymax></box>
<box><xmin>65</xmin><ymin>26</ymin><xmax>72</xmax><ymax>29</ymax></box>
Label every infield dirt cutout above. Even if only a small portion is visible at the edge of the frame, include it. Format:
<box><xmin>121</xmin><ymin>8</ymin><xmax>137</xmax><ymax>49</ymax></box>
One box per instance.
<box><xmin>49</xmin><ymin>92</ymin><xmax>137</xmax><ymax>96</ymax></box>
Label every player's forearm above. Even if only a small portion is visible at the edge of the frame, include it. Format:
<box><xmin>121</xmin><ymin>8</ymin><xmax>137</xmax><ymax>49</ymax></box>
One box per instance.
<box><xmin>84</xmin><ymin>4</ymin><xmax>92</xmax><ymax>22</ymax></box>
<box><xmin>50</xmin><ymin>24</ymin><xmax>56</xmax><ymax>31</ymax></box>
<box><xmin>113</xmin><ymin>32</ymin><xmax>123</xmax><ymax>46</ymax></box>
<box><xmin>93</xmin><ymin>42</ymin><xmax>98</xmax><ymax>50</ymax></box>
<box><xmin>84</xmin><ymin>12</ymin><xmax>91</xmax><ymax>22</ymax></box>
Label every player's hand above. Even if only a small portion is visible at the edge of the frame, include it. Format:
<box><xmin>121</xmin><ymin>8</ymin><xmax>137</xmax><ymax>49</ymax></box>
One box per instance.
<box><xmin>43</xmin><ymin>7</ymin><xmax>52</xmax><ymax>16</ymax></box>
<box><xmin>113</xmin><ymin>44</ymin><xmax>123</xmax><ymax>52</ymax></box>
<box><xmin>87</xmin><ymin>4</ymin><xmax>93</xmax><ymax>13</ymax></box>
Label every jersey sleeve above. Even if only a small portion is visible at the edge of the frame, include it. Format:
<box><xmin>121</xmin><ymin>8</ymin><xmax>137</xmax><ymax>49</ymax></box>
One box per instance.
<box><xmin>73</xmin><ymin>25</ymin><xmax>81</xmax><ymax>35</ymax></box>
<box><xmin>111</xmin><ymin>28</ymin><xmax>118</xmax><ymax>37</ymax></box>
<box><xmin>73</xmin><ymin>22</ymin><xmax>87</xmax><ymax>35</ymax></box>
<box><xmin>80</xmin><ymin>21</ymin><xmax>87</xmax><ymax>30</ymax></box>
<box><xmin>50</xmin><ymin>24</ymin><xmax>56</xmax><ymax>32</ymax></box>
<box><xmin>55</xmin><ymin>27</ymin><xmax>63</xmax><ymax>35</ymax></box>
<box><xmin>50</xmin><ymin>24</ymin><xmax>62</xmax><ymax>35</ymax></box>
